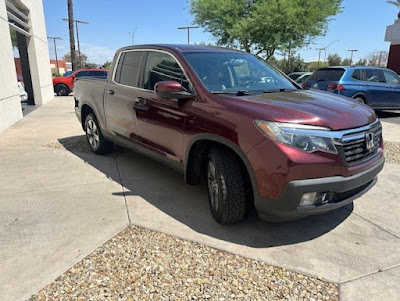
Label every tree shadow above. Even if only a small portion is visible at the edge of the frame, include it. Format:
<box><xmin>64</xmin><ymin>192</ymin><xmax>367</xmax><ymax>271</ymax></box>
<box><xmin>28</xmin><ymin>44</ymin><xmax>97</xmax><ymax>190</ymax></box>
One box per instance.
<box><xmin>58</xmin><ymin>135</ymin><xmax>353</xmax><ymax>248</ymax></box>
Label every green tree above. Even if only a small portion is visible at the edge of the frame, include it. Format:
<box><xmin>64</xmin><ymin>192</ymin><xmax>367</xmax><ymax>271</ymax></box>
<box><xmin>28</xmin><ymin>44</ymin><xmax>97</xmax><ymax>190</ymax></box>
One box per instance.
<box><xmin>190</xmin><ymin>0</ymin><xmax>342</xmax><ymax>59</ymax></box>
<box><xmin>62</xmin><ymin>51</ymin><xmax>88</xmax><ymax>69</ymax></box>
<box><xmin>342</xmin><ymin>58</ymin><xmax>351</xmax><ymax>66</ymax></box>
<box><xmin>103</xmin><ymin>61</ymin><xmax>112</xmax><ymax>69</ymax></box>
<box><xmin>268</xmin><ymin>54</ymin><xmax>307</xmax><ymax>74</ymax></box>
<box><xmin>355</xmin><ymin>58</ymin><xmax>367</xmax><ymax>66</ymax></box>
<box><xmin>327</xmin><ymin>53</ymin><xmax>342</xmax><ymax>66</ymax></box>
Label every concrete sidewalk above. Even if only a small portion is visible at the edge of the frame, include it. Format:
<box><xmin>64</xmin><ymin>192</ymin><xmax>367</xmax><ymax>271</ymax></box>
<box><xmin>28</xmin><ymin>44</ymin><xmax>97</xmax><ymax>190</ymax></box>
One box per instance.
<box><xmin>1</xmin><ymin>97</ymin><xmax>399</xmax><ymax>300</ymax></box>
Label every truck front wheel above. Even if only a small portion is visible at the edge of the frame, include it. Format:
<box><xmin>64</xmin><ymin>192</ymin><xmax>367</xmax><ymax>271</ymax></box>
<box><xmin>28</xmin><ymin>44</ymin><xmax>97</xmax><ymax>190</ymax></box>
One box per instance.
<box><xmin>207</xmin><ymin>147</ymin><xmax>247</xmax><ymax>224</ymax></box>
<box><xmin>85</xmin><ymin>113</ymin><xmax>113</xmax><ymax>155</ymax></box>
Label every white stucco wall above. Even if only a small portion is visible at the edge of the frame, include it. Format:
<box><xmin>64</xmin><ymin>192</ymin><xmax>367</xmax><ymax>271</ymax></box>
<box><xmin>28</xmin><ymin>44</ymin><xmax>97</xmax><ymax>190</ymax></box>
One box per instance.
<box><xmin>0</xmin><ymin>0</ymin><xmax>23</xmax><ymax>133</ymax></box>
<box><xmin>21</xmin><ymin>0</ymin><xmax>53</xmax><ymax>106</ymax></box>
<box><xmin>0</xmin><ymin>0</ymin><xmax>53</xmax><ymax>134</ymax></box>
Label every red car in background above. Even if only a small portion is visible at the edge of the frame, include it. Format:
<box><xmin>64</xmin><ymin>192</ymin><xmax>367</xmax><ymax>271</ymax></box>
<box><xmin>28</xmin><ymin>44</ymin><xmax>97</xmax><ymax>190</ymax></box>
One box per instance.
<box><xmin>53</xmin><ymin>69</ymin><xmax>108</xmax><ymax>96</ymax></box>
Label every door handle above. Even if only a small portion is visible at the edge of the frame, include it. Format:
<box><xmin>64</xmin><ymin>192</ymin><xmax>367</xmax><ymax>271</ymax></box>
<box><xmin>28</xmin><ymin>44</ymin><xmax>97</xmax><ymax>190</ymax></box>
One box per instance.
<box><xmin>107</xmin><ymin>89</ymin><xmax>115</xmax><ymax>95</ymax></box>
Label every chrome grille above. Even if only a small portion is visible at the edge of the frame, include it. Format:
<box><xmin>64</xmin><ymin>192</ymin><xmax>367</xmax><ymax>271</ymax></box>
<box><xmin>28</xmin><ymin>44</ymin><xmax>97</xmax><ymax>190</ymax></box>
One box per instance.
<box><xmin>337</xmin><ymin>121</ymin><xmax>382</xmax><ymax>166</ymax></box>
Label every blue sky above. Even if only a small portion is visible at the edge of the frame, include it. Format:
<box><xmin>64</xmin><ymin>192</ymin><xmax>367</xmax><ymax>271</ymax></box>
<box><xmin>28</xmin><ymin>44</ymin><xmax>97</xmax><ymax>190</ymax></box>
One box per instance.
<box><xmin>43</xmin><ymin>0</ymin><xmax>397</xmax><ymax>64</ymax></box>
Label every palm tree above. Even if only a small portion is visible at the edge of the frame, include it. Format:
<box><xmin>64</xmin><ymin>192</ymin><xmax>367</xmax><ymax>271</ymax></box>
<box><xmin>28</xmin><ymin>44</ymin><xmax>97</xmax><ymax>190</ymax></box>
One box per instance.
<box><xmin>67</xmin><ymin>0</ymin><xmax>76</xmax><ymax>71</ymax></box>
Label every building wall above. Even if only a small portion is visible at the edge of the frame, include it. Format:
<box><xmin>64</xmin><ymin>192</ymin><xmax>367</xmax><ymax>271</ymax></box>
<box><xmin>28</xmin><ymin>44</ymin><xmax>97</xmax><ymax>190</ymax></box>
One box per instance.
<box><xmin>0</xmin><ymin>0</ymin><xmax>23</xmax><ymax>134</ymax></box>
<box><xmin>22</xmin><ymin>0</ymin><xmax>53</xmax><ymax>106</ymax></box>
<box><xmin>0</xmin><ymin>0</ymin><xmax>53</xmax><ymax>133</ymax></box>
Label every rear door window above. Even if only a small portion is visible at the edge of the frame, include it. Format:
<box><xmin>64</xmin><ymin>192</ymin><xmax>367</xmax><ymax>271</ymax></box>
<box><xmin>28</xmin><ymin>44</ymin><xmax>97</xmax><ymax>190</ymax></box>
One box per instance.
<box><xmin>114</xmin><ymin>51</ymin><xmax>145</xmax><ymax>87</ymax></box>
<box><xmin>364</xmin><ymin>69</ymin><xmax>385</xmax><ymax>83</ymax></box>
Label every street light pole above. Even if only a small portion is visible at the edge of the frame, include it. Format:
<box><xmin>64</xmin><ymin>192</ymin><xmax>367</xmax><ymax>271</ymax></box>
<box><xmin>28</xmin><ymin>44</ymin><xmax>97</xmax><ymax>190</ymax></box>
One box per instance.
<box><xmin>47</xmin><ymin>36</ymin><xmax>62</xmax><ymax>74</ymax></box>
<box><xmin>348</xmin><ymin>49</ymin><xmax>358</xmax><ymax>66</ymax></box>
<box><xmin>63</xmin><ymin>18</ymin><xmax>89</xmax><ymax>69</ymax></box>
<box><xmin>323</xmin><ymin>40</ymin><xmax>340</xmax><ymax>62</ymax></box>
<box><xmin>128</xmin><ymin>27</ymin><xmax>138</xmax><ymax>45</ymax></box>
<box><xmin>178</xmin><ymin>26</ymin><xmax>199</xmax><ymax>44</ymax></box>
<box><xmin>316</xmin><ymin>48</ymin><xmax>325</xmax><ymax>68</ymax></box>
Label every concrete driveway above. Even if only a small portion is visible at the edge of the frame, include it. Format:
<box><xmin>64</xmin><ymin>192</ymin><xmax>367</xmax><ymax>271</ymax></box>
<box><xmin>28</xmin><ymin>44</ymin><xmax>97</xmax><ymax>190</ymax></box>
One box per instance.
<box><xmin>0</xmin><ymin>97</ymin><xmax>399</xmax><ymax>300</ymax></box>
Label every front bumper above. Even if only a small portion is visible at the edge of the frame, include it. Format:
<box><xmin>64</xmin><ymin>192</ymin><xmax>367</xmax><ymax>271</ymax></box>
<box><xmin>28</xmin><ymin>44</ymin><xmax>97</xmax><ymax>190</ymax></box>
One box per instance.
<box><xmin>255</xmin><ymin>156</ymin><xmax>385</xmax><ymax>220</ymax></box>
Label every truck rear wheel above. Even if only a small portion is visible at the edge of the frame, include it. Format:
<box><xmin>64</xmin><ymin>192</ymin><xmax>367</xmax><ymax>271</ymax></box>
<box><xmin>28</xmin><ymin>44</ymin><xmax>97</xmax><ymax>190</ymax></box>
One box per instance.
<box><xmin>54</xmin><ymin>84</ymin><xmax>70</xmax><ymax>96</ymax></box>
<box><xmin>85</xmin><ymin>113</ymin><xmax>113</xmax><ymax>155</ymax></box>
<box><xmin>207</xmin><ymin>147</ymin><xmax>247</xmax><ymax>224</ymax></box>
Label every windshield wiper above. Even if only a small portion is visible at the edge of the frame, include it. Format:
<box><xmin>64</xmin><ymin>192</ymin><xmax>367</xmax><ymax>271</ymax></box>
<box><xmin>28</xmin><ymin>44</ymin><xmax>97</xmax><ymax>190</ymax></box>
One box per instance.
<box><xmin>263</xmin><ymin>88</ymin><xmax>288</xmax><ymax>93</ymax></box>
<box><xmin>211</xmin><ymin>90</ymin><xmax>252</xmax><ymax>96</ymax></box>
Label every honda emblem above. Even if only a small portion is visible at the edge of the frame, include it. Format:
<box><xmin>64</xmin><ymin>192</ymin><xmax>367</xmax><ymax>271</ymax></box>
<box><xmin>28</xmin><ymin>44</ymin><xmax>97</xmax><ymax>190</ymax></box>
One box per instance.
<box><xmin>365</xmin><ymin>132</ymin><xmax>375</xmax><ymax>150</ymax></box>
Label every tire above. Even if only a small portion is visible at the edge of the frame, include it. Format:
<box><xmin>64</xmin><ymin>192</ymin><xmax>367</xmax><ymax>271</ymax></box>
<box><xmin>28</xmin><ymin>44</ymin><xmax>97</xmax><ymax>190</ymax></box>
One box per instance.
<box><xmin>207</xmin><ymin>147</ymin><xmax>247</xmax><ymax>224</ymax></box>
<box><xmin>54</xmin><ymin>84</ymin><xmax>70</xmax><ymax>96</ymax></box>
<box><xmin>353</xmin><ymin>95</ymin><xmax>366</xmax><ymax>104</ymax></box>
<box><xmin>84</xmin><ymin>113</ymin><xmax>113</xmax><ymax>155</ymax></box>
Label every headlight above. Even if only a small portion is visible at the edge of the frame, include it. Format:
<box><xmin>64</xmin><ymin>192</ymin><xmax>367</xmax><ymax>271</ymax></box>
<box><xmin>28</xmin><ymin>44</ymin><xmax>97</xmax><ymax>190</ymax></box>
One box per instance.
<box><xmin>254</xmin><ymin>120</ymin><xmax>338</xmax><ymax>154</ymax></box>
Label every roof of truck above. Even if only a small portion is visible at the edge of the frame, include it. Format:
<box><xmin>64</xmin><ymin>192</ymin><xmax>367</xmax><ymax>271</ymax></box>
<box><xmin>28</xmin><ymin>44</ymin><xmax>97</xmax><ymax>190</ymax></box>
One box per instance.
<box><xmin>118</xmin><ymin>44</ymin><xmax>243</xmax><ymax>53</ymax></box>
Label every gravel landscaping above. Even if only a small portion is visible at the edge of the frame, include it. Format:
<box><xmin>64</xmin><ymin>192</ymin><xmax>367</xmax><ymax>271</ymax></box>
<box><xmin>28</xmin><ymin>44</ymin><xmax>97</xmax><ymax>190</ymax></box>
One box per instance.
<box><xmin>384</xmin><ymin>141</ymin><xmax>400</xmax><ymax>164</ymax></box>
<box><xmin>28</xmin><ymin>226</ymin><xmax>338</xmax><ymax>301</ymax></box>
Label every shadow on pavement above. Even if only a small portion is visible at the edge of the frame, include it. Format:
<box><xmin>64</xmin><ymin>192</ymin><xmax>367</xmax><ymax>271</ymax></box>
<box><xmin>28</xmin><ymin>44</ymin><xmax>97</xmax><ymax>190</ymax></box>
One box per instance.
<box><xmin>376</xmin><ymin>110</ymin><xmax>400</xmax><ymax>125</ymax></box>
<box><xmin>58</xmin><ymin>135</ymin><xmax>353</xmax><ymax>248</ymax></box>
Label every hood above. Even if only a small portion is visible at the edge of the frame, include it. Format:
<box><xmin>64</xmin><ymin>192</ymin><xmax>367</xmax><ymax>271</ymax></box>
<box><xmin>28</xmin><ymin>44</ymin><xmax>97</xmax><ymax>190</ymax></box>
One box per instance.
<box><xmin>221</xmin><ymin>90</ymin><xmax>376</xmax><ymax>130</ymax></box>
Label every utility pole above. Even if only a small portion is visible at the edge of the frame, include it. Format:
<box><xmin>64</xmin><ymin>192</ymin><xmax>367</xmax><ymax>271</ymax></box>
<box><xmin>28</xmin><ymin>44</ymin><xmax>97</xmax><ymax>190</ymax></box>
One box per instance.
<box><xmin>128</xmin><ymin>27</ymin><xmax>138</xmax><ymax>45</ymax></box>
<box><xmin>316</xmin><ymin>48</ymin><xmax>325</xmax><ymax>68</ymax></box>
<box><xmin>178</xmin><ymin>26</ymin><xmax>199</xmax><ymax>44</ymax></box>
<box><xmin>63</xmin><ymin>18</ymin><xmax>89</xmax><ymax>69</ymax></box>
<box><xmin>47</xmin><ymin>37</ymin><xmax>62</xmax><ymax>74</ymax></box>
<box><xmin>67</xmin><ymin>0</ymin><xmax>76</xmax><ymax>71</ymax></box>
<box><xmin>348</xmin><ymin>49</ymin><xmax>358</xmax><ymax>66</ymax></box>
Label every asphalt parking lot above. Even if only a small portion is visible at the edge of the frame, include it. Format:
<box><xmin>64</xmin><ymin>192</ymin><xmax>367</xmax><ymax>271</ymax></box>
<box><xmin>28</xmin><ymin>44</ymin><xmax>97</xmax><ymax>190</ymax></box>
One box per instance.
<box><xmin>0</xmin><ymin>97</ymin><xmax>399</xmax><ymax>300</ymax></box>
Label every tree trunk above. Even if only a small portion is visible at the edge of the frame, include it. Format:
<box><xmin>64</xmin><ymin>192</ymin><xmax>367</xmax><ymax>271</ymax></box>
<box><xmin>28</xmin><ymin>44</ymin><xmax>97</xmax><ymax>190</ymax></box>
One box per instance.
<box><xmin>67</xmin><ymin>0</ymin><xmax>76</xmax><ymax>71</ymax></box>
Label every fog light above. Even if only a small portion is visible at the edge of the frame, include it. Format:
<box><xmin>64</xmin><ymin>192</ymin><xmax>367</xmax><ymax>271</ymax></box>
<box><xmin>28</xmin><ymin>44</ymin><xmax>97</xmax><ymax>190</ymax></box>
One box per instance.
<box><xmin>300</xmin><ymin>192</ymin><xmax>318</xmax><ymax>206</ymax></box>
<box><xmin>300</xmin><ymin>192</ymin><xmax>331</xmax><ymax>206</ymax></box>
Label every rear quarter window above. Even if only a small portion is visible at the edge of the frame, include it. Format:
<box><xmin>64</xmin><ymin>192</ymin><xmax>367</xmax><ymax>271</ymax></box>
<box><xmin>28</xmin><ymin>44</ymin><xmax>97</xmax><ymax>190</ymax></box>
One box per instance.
<box><xmin>308</xmin><ymin>68</ymin><xmax>345</xmax><ymax>82</ymax></box>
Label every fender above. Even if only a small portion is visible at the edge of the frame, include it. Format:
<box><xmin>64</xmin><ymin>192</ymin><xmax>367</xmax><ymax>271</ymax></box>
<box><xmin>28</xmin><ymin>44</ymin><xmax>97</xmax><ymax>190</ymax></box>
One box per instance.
<box><xmin>184</xmin><ymin>133</ymin><xmax>260</xmax><ymax>199</ymax></box>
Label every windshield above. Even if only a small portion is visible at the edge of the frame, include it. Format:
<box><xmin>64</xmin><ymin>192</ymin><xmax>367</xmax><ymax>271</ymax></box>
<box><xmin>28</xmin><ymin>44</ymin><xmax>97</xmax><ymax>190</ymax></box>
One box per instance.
<box><xmin>183</xmin><ymin>51</ymin><xmax>297</xmax><ymax>93</ymax></box>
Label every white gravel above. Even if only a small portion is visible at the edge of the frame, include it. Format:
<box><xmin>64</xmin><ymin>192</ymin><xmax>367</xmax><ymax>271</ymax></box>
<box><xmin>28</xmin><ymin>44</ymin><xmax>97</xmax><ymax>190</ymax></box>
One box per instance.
<box><xmin>28</xmin><ymin>226</ymin><xmax>339</xmax><ymax>301</ymax></box>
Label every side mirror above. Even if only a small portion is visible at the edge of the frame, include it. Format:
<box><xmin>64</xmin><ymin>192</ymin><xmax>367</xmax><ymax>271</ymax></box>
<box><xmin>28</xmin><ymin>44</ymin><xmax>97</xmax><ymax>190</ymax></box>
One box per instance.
<box><xmin>155</xmin><ymin>81</ymin><xmax>194</xmax><ymax>99</ymax></box>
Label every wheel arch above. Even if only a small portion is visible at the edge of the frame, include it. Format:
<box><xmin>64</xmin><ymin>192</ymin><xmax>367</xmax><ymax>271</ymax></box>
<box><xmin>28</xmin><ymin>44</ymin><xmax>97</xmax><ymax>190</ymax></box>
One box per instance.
<box><xmin>184</xmin><ymin>134</ymin><xmax>259</xmax><ymax>199</ymax></box>
<box><xmin>80</xmin><ymin>103</ymin><xmax>96</xmax><ymax>131</ymax></box>
<box><xmin>352</xmin><ymin>92</ymin><xmax>368</xmax><ymax>104</ymax></box>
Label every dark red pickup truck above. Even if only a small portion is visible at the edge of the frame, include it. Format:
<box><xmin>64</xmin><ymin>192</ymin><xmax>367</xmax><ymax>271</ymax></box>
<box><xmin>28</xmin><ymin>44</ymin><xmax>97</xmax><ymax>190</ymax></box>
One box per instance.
<box><xmin>74</xmin><ymin>44</ymin><xmax>384</xmax><ymax>224</ymax></box>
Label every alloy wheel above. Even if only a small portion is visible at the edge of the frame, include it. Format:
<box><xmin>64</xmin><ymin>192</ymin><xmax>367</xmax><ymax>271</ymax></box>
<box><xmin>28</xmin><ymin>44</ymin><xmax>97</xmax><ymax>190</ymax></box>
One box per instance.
<box><xmin>86</xmin><ymin>119</ymin><xmax>100</xmax><ymax>149</ymax></box>
<box><xmin>207</xmin><ymin>159</ymin><xmax>219</xmax><ymax>211</ymax></box>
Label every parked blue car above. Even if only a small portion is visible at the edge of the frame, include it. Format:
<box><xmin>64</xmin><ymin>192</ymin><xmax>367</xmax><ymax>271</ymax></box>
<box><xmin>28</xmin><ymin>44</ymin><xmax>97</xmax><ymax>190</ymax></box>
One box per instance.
<box><xmin>303</xmin><ymin>66</ymin><xmax>400</xmax><ymax>110</ymax></box>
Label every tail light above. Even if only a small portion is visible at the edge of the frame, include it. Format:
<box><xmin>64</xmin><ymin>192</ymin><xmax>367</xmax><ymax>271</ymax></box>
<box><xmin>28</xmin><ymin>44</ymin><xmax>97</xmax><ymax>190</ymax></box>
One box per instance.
<box><xmin>327</xmin><ymin>84</ymin><xmax>346</xmax><ymax>91</ymax></box>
